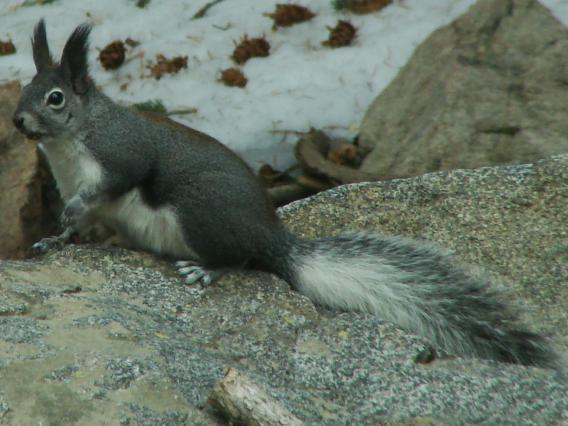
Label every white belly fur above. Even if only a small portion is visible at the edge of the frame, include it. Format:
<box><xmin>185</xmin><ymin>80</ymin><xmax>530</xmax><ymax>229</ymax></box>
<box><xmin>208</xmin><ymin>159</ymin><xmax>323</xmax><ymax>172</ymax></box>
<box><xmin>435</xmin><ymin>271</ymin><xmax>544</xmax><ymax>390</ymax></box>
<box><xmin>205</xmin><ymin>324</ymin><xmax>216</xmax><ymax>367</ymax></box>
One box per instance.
<box><xmin>39</xmin><ymin>136</ymin><xmax>103</xmax><ymax>202</ymax></box>
<box><xmin>96</xmin><ymin>188</ymin><xmax>199</xmax><ymax>260</ymax></box>
<box><xmin>40</xmin><ymin>137</ymin><xmax>197</xmax><ymax>260</ymax></box>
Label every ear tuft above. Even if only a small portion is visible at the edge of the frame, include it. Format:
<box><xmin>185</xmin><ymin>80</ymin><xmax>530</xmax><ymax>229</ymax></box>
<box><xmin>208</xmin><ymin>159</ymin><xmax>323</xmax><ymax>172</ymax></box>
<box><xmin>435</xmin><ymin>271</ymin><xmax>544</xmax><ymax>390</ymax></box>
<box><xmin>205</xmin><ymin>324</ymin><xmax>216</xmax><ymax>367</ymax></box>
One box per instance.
<box><xmin>32</xmin><ymin>19</ymin><xmax>54</xmax><ymax>72</ymax></box>
<box><xmin>60</xmin><ymin>23</ymin><xmax>93</xmax><ymax>95</ymax></box>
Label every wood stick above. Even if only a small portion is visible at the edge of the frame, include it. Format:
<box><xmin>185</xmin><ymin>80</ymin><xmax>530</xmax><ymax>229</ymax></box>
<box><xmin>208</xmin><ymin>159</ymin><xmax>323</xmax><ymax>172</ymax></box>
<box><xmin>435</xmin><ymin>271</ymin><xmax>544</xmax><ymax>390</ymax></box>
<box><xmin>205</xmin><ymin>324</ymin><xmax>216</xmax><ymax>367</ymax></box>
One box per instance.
<box><xmin>208</xmin><ymin>368</ymin><xmax>305</xmax><ymax>426</ymax></box>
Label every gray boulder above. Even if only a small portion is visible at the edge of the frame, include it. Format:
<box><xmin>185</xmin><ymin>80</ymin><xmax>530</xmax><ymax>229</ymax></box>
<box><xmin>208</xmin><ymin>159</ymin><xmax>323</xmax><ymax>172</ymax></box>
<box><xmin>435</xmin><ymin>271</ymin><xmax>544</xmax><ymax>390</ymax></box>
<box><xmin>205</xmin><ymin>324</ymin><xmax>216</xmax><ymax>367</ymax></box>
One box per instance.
<box><xmin>0</xmin><ymin>155</ymin><xmax>567</xmax><ymax>425</ymax></box>
<box><xmin>359</xmin><ymin>0</ymin><xmax>568</xmax><ymax>178</ymax></box>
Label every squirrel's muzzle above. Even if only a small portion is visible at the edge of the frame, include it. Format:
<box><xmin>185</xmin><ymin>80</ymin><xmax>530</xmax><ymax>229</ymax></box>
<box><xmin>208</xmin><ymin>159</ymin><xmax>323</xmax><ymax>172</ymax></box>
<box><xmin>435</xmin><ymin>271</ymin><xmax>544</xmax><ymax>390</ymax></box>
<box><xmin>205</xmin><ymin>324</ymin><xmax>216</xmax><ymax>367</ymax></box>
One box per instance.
<box><xmin>12</xmin><ymin>112</ymin><xmax>43</xmax><ymax>140</ymax></box>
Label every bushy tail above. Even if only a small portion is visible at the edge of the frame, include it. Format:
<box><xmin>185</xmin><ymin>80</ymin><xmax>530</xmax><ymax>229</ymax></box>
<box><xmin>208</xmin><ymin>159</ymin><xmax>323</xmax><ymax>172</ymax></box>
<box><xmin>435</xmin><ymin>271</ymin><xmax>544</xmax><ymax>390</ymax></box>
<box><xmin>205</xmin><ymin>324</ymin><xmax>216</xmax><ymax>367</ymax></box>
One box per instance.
<box><xmin>273</xmin><ymin>232</ymin><xmax>559</xmax><ymax>368</ymax></box>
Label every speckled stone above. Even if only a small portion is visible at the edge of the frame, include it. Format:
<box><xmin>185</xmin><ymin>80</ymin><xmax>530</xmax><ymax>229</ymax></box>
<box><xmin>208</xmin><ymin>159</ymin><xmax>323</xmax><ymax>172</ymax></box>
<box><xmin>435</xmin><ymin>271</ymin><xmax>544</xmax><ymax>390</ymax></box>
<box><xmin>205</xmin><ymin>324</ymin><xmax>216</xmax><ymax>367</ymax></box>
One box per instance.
<box><xmin>0</xmin><ymin>155</ymin><xmax>566</xmax><ymax>425</ymax></box>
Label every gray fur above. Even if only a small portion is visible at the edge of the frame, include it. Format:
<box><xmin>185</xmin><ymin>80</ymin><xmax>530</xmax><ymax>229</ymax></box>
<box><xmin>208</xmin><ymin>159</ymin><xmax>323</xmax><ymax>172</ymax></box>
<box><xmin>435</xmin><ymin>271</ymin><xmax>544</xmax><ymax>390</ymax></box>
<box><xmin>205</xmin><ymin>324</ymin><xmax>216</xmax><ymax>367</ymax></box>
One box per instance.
<box><xmin>12</xmin><ymin>21</ymin><xmax>560</xmax><ymax>369</ymax></box>
<box><xmin>31</xmin><ymin>20</ymin><xmax>53</xmax><ymax>72</ymax></box>
<box><xmin>280</xmin><ymin>233</ymin><xmax>559</xmax><ymax>368</ymax></box>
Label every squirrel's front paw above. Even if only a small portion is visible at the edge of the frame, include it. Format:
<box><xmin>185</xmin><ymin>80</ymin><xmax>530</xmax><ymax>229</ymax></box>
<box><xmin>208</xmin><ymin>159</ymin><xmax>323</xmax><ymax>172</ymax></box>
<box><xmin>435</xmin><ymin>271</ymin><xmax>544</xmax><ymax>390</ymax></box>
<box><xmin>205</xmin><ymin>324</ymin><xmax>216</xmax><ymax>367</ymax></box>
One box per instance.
<box><xmin>61</xmin><ymin>197</ymin><xmax>86</xmax><ymax>228</ymax></box>
<box><xmin>31</xmin><ymin>235</ymin><xmax>65</xmax><ymax>256</ymax></box>
<box><xmin>30</xmin><ymin>228</ymin><xmax>77</xmax><ymax>256</ymax></box>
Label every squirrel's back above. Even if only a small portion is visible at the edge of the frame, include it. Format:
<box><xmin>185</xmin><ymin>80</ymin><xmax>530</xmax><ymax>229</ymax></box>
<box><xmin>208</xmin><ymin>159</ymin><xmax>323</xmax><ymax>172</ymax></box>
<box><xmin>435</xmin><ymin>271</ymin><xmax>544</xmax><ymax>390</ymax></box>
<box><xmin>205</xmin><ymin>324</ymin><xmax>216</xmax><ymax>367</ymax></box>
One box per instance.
<box><xmin>80</xmin><ymin>92</ymin><xmax>284</xmax><ymax>265</ymax></box>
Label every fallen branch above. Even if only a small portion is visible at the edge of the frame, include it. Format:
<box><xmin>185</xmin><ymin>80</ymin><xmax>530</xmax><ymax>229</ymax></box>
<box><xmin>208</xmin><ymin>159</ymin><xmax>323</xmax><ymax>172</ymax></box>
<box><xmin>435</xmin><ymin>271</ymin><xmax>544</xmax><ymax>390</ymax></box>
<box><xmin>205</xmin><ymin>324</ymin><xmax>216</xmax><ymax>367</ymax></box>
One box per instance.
<box><xmin>208</xmin><ymin>368</ymin><xmax>305</xmax><ymax>426</ymax></box>
<box><xmin>192</xmin><ymin>0</ymin><xmax>226</xmax><ymax>19</ymax></box>
<box><xmin>167</xmin><ymin>107</ymin><xmax>198</xmax><ymax>116</ymax></box>
<box><xmin>267</xmin><ymin>182</ymin><xmax>315</xmax><ymax>206</ymax></box>
<box><xmin>295</xmin><ymin>129</ymin><xmax>385</xmax><ymax>183</ymax></box>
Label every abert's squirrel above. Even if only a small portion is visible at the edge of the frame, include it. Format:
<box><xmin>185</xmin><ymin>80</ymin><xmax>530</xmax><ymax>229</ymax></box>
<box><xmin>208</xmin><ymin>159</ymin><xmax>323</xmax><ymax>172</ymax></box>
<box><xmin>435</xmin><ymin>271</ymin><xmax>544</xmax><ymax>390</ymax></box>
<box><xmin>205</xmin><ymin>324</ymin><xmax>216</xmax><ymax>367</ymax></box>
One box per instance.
<box><xmin>12</xmin><ymin>20</ymin><xmax>560</xmax><ymax>369</ymax></box>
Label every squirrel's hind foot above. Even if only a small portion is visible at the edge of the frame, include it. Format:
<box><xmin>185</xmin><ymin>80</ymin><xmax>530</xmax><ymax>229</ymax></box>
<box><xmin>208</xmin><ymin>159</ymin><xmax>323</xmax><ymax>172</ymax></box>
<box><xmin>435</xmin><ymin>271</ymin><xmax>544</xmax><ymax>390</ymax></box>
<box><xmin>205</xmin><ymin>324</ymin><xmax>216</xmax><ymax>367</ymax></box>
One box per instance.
<box><xmin>176</xmin><ymin>261</ymin><xmax>220</xmax><ymax>286</ymax></box>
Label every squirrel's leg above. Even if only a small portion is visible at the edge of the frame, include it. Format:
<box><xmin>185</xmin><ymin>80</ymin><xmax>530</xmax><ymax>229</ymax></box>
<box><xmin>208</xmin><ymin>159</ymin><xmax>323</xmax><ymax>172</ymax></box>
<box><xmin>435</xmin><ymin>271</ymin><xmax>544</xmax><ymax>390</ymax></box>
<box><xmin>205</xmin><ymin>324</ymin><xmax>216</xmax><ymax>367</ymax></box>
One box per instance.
<box><xmin>31</xmin><ymin>187</ymin><xmax>108</xmax><ymax>255</ymax></box>
<box><xmin>60</xmin><ymin>189</ymin><xmax>108</xmax><ymax>228</ymax></box>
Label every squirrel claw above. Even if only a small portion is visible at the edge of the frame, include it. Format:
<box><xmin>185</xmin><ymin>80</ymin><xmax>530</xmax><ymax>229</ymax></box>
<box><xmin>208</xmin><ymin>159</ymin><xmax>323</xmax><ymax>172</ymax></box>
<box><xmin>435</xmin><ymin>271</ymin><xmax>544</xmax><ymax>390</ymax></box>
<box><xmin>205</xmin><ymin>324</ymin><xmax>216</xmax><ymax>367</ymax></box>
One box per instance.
<box><xmin>177</xmin><ymin>264</ymin><xmax>213</xmax><ymax>286</ymax></box>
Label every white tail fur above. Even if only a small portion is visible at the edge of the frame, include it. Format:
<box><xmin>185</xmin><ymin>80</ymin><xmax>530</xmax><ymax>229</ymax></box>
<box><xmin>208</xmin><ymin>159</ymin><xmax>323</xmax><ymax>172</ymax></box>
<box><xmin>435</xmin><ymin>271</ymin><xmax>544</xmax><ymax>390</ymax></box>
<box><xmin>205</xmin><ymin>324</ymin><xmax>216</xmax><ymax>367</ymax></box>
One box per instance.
<box><xmin>282</xmin><ymin>232</ymin><xmax>559</xmax><ymax>368</ymax></box>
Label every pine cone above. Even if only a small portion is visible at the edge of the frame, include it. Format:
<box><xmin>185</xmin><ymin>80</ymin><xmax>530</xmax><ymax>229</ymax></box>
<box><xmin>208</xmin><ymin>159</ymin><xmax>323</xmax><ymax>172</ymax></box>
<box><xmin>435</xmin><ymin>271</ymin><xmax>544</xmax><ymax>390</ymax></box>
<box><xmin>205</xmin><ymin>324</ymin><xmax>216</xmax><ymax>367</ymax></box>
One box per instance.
<box><xmin>322</xmin><ymin>21</ymin><xmax>357</xmax><ymax>48</ymax></box>
<box><xmin>232</xmin><ymin>36</ymin><xmax>270</xmax><ymax>65</ymax></box>
<box><xmin>149</xmin><ymin>55</ymin><xmax>188</xmax><ymax>80</ymax></box>
<box><xmin>99</xmin><ymin>41</ymin><xmax>126</xmax><ymax>70</ymax></box>
<box><xmin>0</xmin><ymin>39</ymin><xmax>16</xmax><ymax>56</ymax></box>
<box><xmin>220</xmin><ymin>68</ymin><xmax>247</xmax><ymax>88</ymax></box>
<box><xmin>265</xmin><ymin>4</ymin><xmax>315</xmax><ymax>30</ymax></box>
<box><xmin>334</xmin><ymin>0</ymin><xmax>393</xmax><ymax>14</ymax></box>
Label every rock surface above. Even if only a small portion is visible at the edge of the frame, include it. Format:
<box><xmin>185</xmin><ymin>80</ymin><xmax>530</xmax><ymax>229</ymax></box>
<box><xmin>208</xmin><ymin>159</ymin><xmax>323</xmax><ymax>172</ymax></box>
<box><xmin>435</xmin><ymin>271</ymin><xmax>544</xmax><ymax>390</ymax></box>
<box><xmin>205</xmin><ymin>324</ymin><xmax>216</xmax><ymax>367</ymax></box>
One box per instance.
<box><xmin>359</xmin><ymin>0</ymin><xmax>568</xmax><ymax>178</ymax></box>
<box><xmin>0</xmin><ymin>155</ymin><xmax>567</xmax><ymax>425</ymax></box>
<box><xmin>0</xmin><ymin>81</ymin><xmax>47</xmax><ymax>259</ymax></box>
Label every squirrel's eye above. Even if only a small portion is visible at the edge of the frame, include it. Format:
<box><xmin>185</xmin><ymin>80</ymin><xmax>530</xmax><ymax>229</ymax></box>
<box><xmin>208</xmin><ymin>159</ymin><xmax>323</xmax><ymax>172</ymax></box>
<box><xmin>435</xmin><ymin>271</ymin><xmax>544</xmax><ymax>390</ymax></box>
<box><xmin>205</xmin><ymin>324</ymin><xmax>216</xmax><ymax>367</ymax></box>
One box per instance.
<box><xmin>45</xmin><ymin>89</ymin><xmax>65</xmax><ymax>110</ymax></box>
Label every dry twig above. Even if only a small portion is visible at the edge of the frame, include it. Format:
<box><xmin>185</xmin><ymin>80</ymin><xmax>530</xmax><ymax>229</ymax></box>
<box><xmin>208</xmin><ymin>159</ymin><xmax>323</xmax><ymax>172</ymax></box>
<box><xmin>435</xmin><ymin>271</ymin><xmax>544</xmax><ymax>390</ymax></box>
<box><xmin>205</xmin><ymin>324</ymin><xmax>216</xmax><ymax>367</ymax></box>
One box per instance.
<box><xmin>209</xmin><ymin>368</ymin><xmax>306</xmax><ymax>426</ymax></box>
<box><xmin>193</xmin><ymin>0</ymin><xmax>226</xmax><ymax>19</ymax></box>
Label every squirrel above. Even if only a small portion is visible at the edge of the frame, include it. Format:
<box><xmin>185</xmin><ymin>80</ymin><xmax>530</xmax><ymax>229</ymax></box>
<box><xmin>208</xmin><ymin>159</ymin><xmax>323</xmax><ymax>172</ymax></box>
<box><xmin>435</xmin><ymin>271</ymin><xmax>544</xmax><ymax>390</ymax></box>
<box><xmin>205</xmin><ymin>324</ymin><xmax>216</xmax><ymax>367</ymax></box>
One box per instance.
<box><xmin>12</xmin><ymin>20</ymin><xmax>560</xmax><ymax>369</ymax></box>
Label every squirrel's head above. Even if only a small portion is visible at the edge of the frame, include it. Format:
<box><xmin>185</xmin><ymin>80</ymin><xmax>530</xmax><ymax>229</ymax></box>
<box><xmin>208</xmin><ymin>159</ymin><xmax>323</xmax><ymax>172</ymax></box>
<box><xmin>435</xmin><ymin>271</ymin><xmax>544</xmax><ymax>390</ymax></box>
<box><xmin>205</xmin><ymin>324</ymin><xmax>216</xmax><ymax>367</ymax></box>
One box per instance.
<box><xmin>13</xmin><ymin>20</ymin><xmax>93</xmax><ymax>140</ymax></box>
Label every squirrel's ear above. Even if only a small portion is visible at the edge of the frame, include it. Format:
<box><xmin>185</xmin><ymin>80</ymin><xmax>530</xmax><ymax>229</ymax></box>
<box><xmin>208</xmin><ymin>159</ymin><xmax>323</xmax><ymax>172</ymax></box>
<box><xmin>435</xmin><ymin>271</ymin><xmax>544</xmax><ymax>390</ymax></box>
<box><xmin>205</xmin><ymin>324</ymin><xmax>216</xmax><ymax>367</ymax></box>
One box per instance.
<box><xmin>60</xmin><ymin>23</ymin><xmax>92</xmax><ymax>95</ymax></box>
<box><xmin>32</xmin><ymin>19</ymin><xmax>54</xmax><ymax>72</ymax></box>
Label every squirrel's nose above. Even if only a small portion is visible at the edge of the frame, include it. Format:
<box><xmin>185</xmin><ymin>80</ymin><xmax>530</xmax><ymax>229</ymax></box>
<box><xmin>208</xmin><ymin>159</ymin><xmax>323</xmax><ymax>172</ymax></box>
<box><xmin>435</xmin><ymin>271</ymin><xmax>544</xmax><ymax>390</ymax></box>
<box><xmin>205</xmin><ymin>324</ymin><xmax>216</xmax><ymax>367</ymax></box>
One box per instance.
<box><xmin>12</xmin><ymin>114</ymin><xmax>24</xmax><ymax>130</ymax></box>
